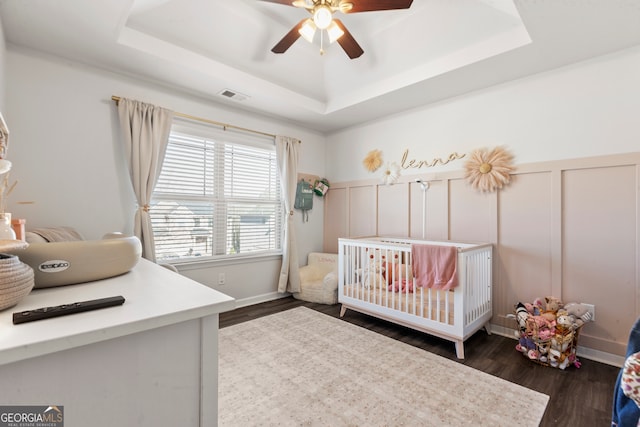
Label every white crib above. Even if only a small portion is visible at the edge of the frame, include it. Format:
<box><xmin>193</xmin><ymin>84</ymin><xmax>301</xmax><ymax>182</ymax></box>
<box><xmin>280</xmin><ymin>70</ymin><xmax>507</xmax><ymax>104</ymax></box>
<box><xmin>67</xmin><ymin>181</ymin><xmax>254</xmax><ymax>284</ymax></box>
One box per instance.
<box><xmin>338</xmin><ymin>237</ymin><xmax>493</xmax><ymax>359</ymax></box>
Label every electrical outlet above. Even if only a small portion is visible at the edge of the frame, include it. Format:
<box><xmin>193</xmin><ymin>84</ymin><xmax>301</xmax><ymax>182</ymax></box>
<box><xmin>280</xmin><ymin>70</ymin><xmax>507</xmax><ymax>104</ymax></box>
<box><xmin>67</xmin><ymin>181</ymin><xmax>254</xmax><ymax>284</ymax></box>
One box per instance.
<box><xmin>218</xmin><ymin>273</ymin><xmax>225</xmax><ymax>285</ymax></box>
<box><xmin>582</xmin><ymin>303</ymin><xmax>595</xmax><ymax>322</ymax></box>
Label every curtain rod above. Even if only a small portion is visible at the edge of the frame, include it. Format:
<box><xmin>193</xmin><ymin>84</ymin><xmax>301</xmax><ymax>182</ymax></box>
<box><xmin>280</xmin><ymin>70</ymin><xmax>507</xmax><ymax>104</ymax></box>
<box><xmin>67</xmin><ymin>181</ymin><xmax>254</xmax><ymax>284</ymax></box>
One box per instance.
<box><xmin>111</xmin><ymin>95</ymin><xmax>276</xmax><ymax>139</ymax></box>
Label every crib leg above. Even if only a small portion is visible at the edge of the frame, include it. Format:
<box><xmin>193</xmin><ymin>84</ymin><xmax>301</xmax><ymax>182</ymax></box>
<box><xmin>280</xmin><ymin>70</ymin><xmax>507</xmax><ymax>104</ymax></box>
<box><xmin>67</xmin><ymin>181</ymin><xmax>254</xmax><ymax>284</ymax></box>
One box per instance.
<box><xmin>454</xmin><ymin>341</ymin><xmax>465</xmax><ymax>359</ymax></box>
<box><xmin>339</xmin><ymin>305</ymin><xmax>347</xmax><ymax>318</ymax></box>
<box><xmin>484</xmin><ymin>322</ymin><xmax>492</xmax><ymax>335</ymax></box>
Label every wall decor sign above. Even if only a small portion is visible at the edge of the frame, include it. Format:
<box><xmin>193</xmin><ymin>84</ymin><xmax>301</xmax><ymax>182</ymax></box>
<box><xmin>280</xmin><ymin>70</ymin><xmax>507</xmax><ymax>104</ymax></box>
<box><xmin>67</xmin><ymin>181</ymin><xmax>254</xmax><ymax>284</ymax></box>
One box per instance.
<box><xmin>362</xmin><ymin>149</ymin><xmax>467</xmax><ymax>186</ymax></box>
<box><xmin>400</xmin><ymin>150</ymin><xmax>466</xmax><ymax>170</ymax></box>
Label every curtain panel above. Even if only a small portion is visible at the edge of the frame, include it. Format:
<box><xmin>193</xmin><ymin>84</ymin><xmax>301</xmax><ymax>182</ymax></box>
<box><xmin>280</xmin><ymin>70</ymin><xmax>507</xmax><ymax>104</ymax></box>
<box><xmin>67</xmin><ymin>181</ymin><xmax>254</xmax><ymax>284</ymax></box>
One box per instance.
<box><xmin>276</xmin><ymin>135</ymin><xmax>300</xmax><ymax>293</ymax></box>
<box><xmin>117</xmin><ymin>98</ymin><xmax>174</xmax><ymax>262</ymax></box>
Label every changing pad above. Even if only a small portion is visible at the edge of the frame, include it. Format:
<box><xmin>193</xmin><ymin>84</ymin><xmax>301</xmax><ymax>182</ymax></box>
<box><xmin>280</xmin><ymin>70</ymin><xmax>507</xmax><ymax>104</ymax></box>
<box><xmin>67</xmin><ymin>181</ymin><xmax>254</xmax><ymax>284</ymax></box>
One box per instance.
<box><xmin>8</xmin><ymin>230</ymin><xmax>142</xmax><ymax>288</ymax></box>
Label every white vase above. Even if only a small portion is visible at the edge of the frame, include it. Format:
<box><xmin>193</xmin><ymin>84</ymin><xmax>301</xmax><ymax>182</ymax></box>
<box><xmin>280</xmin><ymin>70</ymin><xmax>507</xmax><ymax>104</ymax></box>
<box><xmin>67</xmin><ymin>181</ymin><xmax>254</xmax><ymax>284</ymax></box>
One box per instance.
<box><xmin>0</xmin><ymin>213</ymin><xmax>16</xmax><ymax>240</ymax></box>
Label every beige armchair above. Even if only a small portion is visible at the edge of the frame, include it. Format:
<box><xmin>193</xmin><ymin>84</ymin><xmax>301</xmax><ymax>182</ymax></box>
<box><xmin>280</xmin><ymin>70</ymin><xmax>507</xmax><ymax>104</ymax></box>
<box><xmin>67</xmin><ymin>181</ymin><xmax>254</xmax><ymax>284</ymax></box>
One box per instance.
<box><xmin>294</xmin><ymin>252</ymin><xmax>338</xmax><ymax>305</ymax></box>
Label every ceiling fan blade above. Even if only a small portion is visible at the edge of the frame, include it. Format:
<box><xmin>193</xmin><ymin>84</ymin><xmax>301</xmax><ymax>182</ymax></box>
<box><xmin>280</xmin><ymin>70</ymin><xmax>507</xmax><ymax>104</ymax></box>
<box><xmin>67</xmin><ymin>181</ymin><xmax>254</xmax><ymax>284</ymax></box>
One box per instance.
<box><xmin>345</xmin><ymin>0</ymin><xmax>413</xmax><ymax>13</ymax></box>
<box><xmin>257</xmin><ymin>0</ymin><xmax>313</xmax><ymax>9</ymax></box>
<box><xmin>257</xmin><ymin>0</ymin><xmax>298</xmax><ymax>6</ymax></box>
<box><xmin>271</xmin><ymin>19</ymin><xmax>307</xmax><ymax>54</ymax></box>
<box><xmin>333</xmin><ymin>19</ymin><xmax>364</xmax><ymax>59</ymax></box>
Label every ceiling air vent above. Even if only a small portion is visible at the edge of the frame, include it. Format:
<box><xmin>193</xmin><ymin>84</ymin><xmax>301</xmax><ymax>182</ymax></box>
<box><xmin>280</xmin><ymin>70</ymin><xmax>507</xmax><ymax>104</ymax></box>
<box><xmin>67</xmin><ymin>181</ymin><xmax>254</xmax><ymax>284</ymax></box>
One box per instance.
<box><xmin>218</xmin><ymin>89</ymin><xmax>249</xmax><ymax>102</ymax></box>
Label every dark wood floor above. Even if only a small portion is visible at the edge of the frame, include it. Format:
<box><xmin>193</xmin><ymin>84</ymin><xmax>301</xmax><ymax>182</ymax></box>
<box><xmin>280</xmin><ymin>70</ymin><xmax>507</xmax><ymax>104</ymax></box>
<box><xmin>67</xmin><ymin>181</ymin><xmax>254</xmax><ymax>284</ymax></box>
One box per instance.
<box><xmin>220</xmin><ymin>297</ymin><xmax>620</xmax><ymax>426</ymax></box>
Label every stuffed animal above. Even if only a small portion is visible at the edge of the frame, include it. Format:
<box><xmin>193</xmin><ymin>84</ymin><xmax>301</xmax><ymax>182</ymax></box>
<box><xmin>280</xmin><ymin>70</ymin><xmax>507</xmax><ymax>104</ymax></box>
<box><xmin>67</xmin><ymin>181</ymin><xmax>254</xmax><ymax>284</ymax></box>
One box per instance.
<box><xmin>533</xmin><ymin>297</ymin><xmax>544</xmax><ymax>313</ymax></box>
<box><xmin>541</xmin><ymin>296</ymin><xmax>561</xmax><ymax>322</ymax></box>
<box><xmin>526</xmin><ymin>314</ymin><xmax>556</xmax><ymax>333</ymax></box>
<box><xmin>555</xmin><ymin>313</ymin><xmax>573</xmax><ymax>334</ymax></box>
<box><xmin>537</xmin><ymin>343</ymin><xmax>549</xmax><ymax>363</ymax></box>
<box><xmin>537</xmin><ymin>328</ymin><xmax>555</xmax><ymax>341</ymax></box>
<box><xmin>549</xmin><ymin>348</ymin><xmax>571</xmax><ymax>369</ymax></box>
<box><xmin>564</xmin><ymin>302</ymin><xmax>593</xmax><ymax>325</ymax></box>
<box><xmin>514</xmin><ymin>302</ymin><xmax>529</xmax><ymax>334</ymax></box>
<box><xmin>524</xmin><ymin>302</ymin><xmax>540</xmax><ymax>316</ymax></box>
<box><xmin>515</xmin><ymin>336</ymin><xmax>536</xmax><ymax>354</ymax></box>
<box><xmin>356</xmin><ymin>263</ymin><xmax>385</xmax><ymax>289</ymax></box>
<box><xmin>547</xmin><ymin>330</ymin><xmax>576</xmax><ymax>368</ymax></box>
<box><xmin>383</xmin><ymin>262</ymin><xmax>412</xmax><ymax>285</ymax></box>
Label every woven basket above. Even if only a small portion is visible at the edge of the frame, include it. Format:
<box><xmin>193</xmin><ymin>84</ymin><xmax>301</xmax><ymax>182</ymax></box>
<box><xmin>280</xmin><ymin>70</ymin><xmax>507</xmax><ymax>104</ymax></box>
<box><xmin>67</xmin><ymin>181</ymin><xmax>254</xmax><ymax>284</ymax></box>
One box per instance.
<box><xmin>0</xmin><ymin>253</ymin><xmax>35</xmax><ymax>311</ymax></box>
<box><xmin>525</xmin><ymin>326</ymin><xmax>581</xmax><ymax>369</ymax></box>
<box><xmin>512</xmin><ymin>304</ymin><xmax>584</xmax><ymax>369</ymax></box>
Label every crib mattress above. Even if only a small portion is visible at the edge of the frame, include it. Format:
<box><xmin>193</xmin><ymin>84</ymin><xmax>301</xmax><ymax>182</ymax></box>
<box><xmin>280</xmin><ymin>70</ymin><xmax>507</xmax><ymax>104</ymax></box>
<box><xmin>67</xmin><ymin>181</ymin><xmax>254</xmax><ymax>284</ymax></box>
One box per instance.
<box><xmin>342</xmin><ymin>283</ymin><xmax>455</xmax><ymax>325</ymax></box>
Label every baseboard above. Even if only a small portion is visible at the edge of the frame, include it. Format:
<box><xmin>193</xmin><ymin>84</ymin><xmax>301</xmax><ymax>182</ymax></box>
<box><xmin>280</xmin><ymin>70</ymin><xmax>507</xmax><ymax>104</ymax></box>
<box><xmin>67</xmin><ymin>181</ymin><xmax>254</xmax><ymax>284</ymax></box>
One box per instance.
<box><xmin>490</xmin><ymin>324</ymin><xmax>625</xmax><ymax>368</ymax></box>
<box><xmin>234</xmin><ymin>291</ymin><xmax>291</xmax><ymax>309</ymax></box>
<box><xmin>576</xmin><ymin>346</ymin><xmax>625</xmax><ymax>367</ymax></box>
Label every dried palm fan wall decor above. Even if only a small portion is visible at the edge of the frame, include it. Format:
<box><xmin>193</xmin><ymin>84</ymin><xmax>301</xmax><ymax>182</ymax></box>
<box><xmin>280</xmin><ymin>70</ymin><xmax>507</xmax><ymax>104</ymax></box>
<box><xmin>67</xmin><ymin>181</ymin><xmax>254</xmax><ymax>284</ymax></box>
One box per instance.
<box><xmin>464</xmin><ymin>146</ymin><xmax>515</xmax><ymax>192</ymax></box>
<box><xmin>362</xmin><ymin>150</ymin><xmax>401</xmax><ymax>185</ymax></box>
<box><xmin>362</xmin><ymin>149</ymin><xmax>383</xmax><ymax>172</ymax></box>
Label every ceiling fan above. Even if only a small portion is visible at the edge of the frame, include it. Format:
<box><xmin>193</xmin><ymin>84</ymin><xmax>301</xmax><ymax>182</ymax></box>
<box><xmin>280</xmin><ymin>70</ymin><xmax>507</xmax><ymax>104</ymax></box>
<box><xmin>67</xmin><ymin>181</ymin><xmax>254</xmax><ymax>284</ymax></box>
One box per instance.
<box><xmin>259</xmin><ymin>0</ymin><xmax>413</xmax><ymax>59</ymax></box>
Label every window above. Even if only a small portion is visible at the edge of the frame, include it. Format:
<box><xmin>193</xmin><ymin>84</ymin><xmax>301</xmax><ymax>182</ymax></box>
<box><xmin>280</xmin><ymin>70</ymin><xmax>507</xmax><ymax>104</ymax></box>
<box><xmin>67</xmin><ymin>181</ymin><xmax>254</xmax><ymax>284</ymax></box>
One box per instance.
<box><xmin>150</xmin><ymin>120</ymin><xmax>282</xmax><ymax>262</ymax></box>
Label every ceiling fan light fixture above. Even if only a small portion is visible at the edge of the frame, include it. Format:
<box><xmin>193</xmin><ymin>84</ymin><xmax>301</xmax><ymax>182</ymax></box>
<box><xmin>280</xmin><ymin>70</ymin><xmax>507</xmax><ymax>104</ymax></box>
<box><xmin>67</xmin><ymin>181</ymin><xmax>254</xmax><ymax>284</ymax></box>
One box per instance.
<box><xmin>298</xmin><ymin>18</ymin><xmax>317</xmax><ymax>43</ymax></box>
<box><xmin>326</xmin><ymin>21</ymin><xmax>344</xmax><ymax>43</ymax></box>
<box><xmin>313</xmin><ymin>5</ymin><xmax>333</xmax><ymax>29</ymax></box>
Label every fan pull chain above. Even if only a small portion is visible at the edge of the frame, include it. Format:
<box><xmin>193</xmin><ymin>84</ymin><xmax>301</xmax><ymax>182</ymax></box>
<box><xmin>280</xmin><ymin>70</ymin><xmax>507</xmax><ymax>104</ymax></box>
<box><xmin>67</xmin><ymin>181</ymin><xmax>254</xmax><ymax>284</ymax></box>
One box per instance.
<box><xmin>320</xmin><ymin>30</ymin><xmax>325</xmax><ymax>55</ymax></box>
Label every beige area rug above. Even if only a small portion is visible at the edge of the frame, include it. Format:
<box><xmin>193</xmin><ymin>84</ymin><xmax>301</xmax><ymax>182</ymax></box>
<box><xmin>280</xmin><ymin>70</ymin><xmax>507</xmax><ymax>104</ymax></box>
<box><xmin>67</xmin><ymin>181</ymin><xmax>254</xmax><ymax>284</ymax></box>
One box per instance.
<box><xmin>218</xmin><ymin>307</ymin><xmax>549</xmax><ymax>426</ymax></box>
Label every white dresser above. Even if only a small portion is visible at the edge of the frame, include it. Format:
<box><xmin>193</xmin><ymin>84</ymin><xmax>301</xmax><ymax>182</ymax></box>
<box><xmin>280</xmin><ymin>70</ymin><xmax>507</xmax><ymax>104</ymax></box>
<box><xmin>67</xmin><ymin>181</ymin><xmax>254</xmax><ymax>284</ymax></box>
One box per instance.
<box><xmin>0</xmin><ymin>258</ymin><xmax>236</xmax><ymax>426</ymax></box>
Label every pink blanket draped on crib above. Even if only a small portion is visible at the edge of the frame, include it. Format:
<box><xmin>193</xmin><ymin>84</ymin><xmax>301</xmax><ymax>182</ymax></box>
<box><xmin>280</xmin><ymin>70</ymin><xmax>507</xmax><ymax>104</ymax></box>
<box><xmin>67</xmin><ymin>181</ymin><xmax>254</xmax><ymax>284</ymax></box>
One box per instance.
<box><xmin>411</xmin><ymin>244</ymin><xmax>458</xmax><ymax>290</ymax></box>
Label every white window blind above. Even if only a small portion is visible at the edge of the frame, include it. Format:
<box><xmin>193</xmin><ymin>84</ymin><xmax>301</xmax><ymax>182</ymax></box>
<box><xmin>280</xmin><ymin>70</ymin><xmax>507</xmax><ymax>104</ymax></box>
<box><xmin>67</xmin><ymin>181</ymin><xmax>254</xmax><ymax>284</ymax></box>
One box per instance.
<box><xmin>150</xmin><ymin>121</ymin><xmax>282</xmax><ymax>262</ymax></box>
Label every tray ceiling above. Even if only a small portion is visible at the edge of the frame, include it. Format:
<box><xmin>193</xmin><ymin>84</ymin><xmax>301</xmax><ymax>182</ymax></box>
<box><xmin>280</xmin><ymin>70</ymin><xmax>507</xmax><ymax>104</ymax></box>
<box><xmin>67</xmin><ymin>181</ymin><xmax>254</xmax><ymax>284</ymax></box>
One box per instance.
<box><xmin>1</xmin><ymin>0</ymin><xmax>639</xmax><ymax>132</ymax></box>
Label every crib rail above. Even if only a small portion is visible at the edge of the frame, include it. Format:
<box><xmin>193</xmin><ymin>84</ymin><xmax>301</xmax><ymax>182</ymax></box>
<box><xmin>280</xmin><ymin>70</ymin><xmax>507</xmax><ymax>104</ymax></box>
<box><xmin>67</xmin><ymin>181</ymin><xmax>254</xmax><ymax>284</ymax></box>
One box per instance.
<box><xmin>338</xmin><ymin>236</ymin><xmax>492</xmax><ymax>341</ymax></box>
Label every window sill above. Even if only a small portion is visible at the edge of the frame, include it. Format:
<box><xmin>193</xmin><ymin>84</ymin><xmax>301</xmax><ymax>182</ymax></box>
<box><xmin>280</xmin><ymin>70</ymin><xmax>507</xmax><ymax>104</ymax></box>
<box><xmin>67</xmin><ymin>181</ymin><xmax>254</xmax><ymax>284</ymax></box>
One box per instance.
<box><xmin>164</xmin><ymin>253</ymin><xmax>282</xmax><ymax>272</ymax></box>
